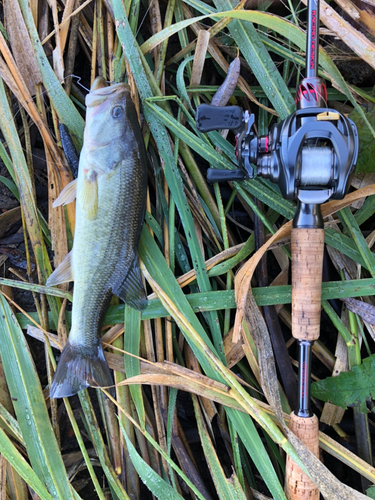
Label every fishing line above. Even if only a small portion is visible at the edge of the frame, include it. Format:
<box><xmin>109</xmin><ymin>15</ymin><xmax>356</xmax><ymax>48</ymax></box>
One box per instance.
<box><xmin>13</xmin><ymin>73</ymin><xmax>88</xmax><ymax>121</ymax></box>
<box><xmin>68</xmin><ymin>74</ymin><xmax>89</xmax><ymax>92</ymax></box>
<box><xmin>135</xmin><ymin>0</ymin><xmax>156</xmax><ymax>40</ymax></box>
<box><xmin>1</xmin><ymin>139</ymin><xmax>71</xmax><ymax>173</ymax></box>
<box><xmin>12</xmin><ymin>73</ymin><xmax>86</xmax><ymax>121</ymax></box>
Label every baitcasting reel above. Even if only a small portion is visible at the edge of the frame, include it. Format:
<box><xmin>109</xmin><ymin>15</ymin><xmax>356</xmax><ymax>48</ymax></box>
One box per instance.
<box><xmin>196</xmin><ymin>76</ymin><xmax>359</xmax><ymax>226</ymax></box>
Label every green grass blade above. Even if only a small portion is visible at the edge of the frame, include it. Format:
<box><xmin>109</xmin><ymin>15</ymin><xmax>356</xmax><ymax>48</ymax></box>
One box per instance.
<box><xmin>0</xmin><ymin>176</ymin><xmax>19</xmax><ymax>200</ymax></box>
<box><xmin>209</xmin><ymin>235</ymin><xmax>255</xmax><ymax>277</ymax></box>
<box><xmin>259</xmin><ymin>32</ymin><xmax>307</xmax><ymax>70</ymax></box>
<box><xmin>183</xmin><ymin>0</ymin><xmax>218</xmax><ymax>15</ymax></box>
<box><xmin>354</xmin><ymin>195</ymin><xmax>375</xmax><ymax>227</ymax></box>
<box><xmin>140</xmin><ymin>14</ymin><xmax>208</xmax><ymax>54</ymax></box>
<box><xmin>192</xmin><ymin>396</ymin><xmax>238</xmax><ymax>500</ymax></box>
<box><xmin>63</xmin><ymin>398</ymin><xmax>107</xmax><ymax>500</ymax></box>
<box><xmin>325</xmin><ymin>228</ymin><xmax>368</xmax><ymax>269</ymax></box>
<box><xmin>228</xmin><ymin>420</ymin><xmax>246</xmax><ymax>491</ymax></box>
<box><xmin>140</xmin><ymin>227</ymin><xmax>218</xmax><ymax>366</ymax></box>
<box><xmin>145</xmin><ymin>212</ymin><xmax>164</xmax><ymax>247</ymax></box>
<box><xmin>176</xmin><ymin>54</ymin><xmax>197</xmax><ymax>112</ymax></box>
<box><xmin>0</xmin><ymin>427</ymin><xmax>54</xmax><ymax>500</ymax></box>
<box><xmin>118</xmin><ymin>417</ymin><xmax>207</xmax><ymax>500</ymax></box>
<box><xmin>78</xmin><ymin>391</ymin><xmax>130</xmax><ymax>499</ymax></box>
<box><xmin>0</xmin><ymin>402</ymin><xmax>24</xmax><ymax>445</ymax></box>
<box><xmin>166</xmin><ymin>387</ymin><xmax>178</xmax><ymax>456</ymax></box>
<box><xmin>166</xmin><ymin>387</ymin><xmax>179</xmax><ymax>490</ymax></box>
<box><xmin>144</xmin><ymin>100</ymin><xmax>234</xmax><ymax>169</ymax></box>
<box><xmin>0</xmin><ymin>278</ymin><xmax>73</xmax><ymax>302</ymax></box>
<box><xmin>237</xmin><ymin>181</ymin><xmax>295</xmax><ymax>222</ymax></box>
<box><xmin>0</xmin><ymin>295</ymin><xmax>79</xmax><ymax>500</ymax></box>
<box><xmin>122</xmin><ymin>430</ymin><xmax>185</xmax><ymax>499</ymax></box>
<box><xmin>0</xmin><ymin>141</ymin><xmax>16</xmax><ymax>182</ymax></box>
<box><xmin>124</xmin><ymin>306</ymin><xmax>145</xmax><ymax>426</ymax></box>
<box><xmin>339</xmin><ymin>207</ymin><xmax>375</xmax><ymax>277</ymax></box>
<box><xmin>228</xmin><ymin>473</ymin><xmax>248</xmax><ymax>500</ymax></box>
<box><xmin>174</xmin><ymin>0</ymin><xmax>192</xmax><ymax>69</ymax></box>
<box><xmin>226</xmin><ymin>408</ymin><xmax>287</xmax><ymax>500</ymax></box>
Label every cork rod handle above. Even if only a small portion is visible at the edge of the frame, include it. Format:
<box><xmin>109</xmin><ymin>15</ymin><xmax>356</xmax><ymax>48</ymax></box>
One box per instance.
<box><xmin>291</xmin><ymin>228</ymin><xmax>324</xmax><ymax>342</ymax></box>
<box><xmin>285</xmin><ymin>227</ymin><xmax>324</xmax><ymax>500</ymax></box>
<box><xmin>285</xmin><ymin>413</ymin><xmax>320</xmax><ymax>500</ymax></box>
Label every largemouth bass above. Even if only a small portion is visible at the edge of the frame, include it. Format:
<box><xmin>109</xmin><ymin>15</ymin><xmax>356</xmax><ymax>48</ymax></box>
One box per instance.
<box><xmin>47</xmin><ymin>76</ymin><xmax>148</xmax><ymax>398</ymax></box>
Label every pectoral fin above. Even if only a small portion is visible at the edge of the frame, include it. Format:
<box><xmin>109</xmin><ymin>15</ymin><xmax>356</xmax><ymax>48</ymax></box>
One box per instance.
<box><xmin>113</xmin><ymin>258</ymin><xmax>147</xmax><ymax>311</ymax></box>
<box><xmin>81</xmin><ymin>175</ymin><xmax>98</xmax><ymax>220</ymax></box>
<box><xmin>53</xmin><ymin>179</ymin><xmax>77</xmax><ymax>207</ymax></box>
<box><xmin>46</xmin><ymin>251</ymin><xmax>73</xmax><ymax>286</ymax></box>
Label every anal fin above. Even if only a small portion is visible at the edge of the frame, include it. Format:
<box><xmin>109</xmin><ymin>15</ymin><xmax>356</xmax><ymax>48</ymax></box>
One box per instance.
<box><xmin>113</xmin><ymin>257</ymin><xmax>147</xmax><ymax>311</ymax></box>
<box><xmin>46</xmin><ymin>251</ymin><xmax>73</xmax><ymax>286</ymax></box>
<box><xmin>53</xmin><ymin>179</ymin><xmax>77</xmax><ymax>207</ymax></box>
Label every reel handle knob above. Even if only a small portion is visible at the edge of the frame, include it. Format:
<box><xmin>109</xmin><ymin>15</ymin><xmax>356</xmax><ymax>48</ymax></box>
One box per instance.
<box><xmin>196</xmin><ymin>104</ymin><xmax>244</xmax><ymax>132</ymax></box>
<box><xmin>206</xmin><ymin>168</ymin><xmax>248</xmax><ymax>184</ymax></box>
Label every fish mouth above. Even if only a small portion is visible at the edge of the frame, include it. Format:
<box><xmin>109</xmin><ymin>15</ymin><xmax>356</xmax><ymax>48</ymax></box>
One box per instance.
<box><xmin>86</xmin><ymin>76</ymin><xmax>131</xmax><ymax>108</ymax></box>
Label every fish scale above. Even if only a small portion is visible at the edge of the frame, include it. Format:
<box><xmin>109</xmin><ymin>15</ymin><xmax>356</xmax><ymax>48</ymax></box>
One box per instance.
<box><xmin>47</xmin><ymin>77</ymin><xmax>148</xmax><ymax>398</ymax></box>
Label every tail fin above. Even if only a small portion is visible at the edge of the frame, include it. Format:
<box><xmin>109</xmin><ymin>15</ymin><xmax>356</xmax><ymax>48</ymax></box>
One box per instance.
<box><xmin>50</xmin><ymin>339</ymin><xmax>113</xmax><ymax>398</ymax></box>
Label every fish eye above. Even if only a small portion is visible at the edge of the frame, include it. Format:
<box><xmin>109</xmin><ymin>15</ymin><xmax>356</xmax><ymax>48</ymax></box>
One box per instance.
<box><xmin>112</xmin><ymin>106</ymin><xmax>124</xmax><ymax>118</ymax></box>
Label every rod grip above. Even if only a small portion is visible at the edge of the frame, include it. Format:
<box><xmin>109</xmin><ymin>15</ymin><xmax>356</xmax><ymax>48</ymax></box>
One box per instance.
<box><xmin>285</xmin><ymin>413</ymin><xmax>320</xmax><ymax>500</ymax></box>
<box><xmin>291</xmin><ymin>228</ymin><xmax>324</xmax><ymax>341</ymax></box>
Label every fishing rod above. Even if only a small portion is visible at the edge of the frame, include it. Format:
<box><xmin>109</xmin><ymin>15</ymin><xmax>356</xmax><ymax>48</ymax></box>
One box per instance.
<box><xmin>195</xmin><ymin>0</ymin><xmax>359</xmax><ymax>497</ymax></box>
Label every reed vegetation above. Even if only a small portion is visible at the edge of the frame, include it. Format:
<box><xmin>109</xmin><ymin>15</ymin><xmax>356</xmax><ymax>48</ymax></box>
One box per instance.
<box><xmin>0</xmin><ymin>0</ymin><xmax>375</xmax><ymax>498</ymax></box>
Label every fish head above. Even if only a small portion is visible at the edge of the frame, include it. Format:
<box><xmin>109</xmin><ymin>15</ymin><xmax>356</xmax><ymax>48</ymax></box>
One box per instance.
<box><xmin>83</xmin><ymin>77</ymin><xmax>136</xmax><ymax>174</ymax></box>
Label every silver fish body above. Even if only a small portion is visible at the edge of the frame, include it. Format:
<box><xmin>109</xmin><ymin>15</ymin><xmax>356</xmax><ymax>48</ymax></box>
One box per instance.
<box><xmin>47</xmin><ymin>77</ymin><xmax>148</xmax><ymax>398</ymax></box>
